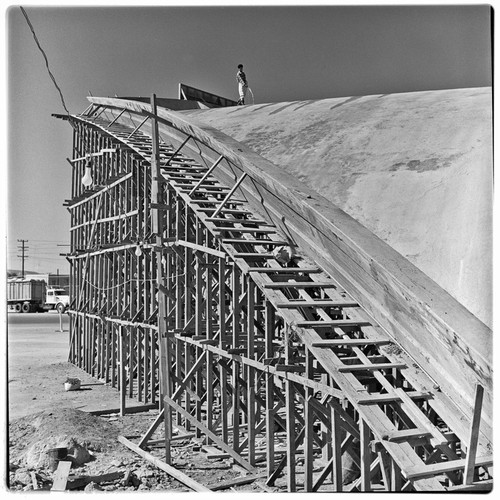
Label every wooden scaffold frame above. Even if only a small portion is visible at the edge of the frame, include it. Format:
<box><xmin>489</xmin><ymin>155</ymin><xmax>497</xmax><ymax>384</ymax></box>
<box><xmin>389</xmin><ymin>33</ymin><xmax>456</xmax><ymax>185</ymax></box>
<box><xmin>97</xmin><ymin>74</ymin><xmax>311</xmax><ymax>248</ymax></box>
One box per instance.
<box><xmin>54</xmin><ymin>94</ymin><xmax>492</xmax><ymax>492</ymax></box>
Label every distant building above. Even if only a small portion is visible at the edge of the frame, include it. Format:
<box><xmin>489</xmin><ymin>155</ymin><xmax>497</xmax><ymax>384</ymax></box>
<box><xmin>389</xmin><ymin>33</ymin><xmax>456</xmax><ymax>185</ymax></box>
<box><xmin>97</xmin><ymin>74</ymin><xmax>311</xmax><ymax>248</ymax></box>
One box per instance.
<box><xmin>24</xmin><ymin>273</ymin><xmax>69</xmax><ymax>290</ymax></box>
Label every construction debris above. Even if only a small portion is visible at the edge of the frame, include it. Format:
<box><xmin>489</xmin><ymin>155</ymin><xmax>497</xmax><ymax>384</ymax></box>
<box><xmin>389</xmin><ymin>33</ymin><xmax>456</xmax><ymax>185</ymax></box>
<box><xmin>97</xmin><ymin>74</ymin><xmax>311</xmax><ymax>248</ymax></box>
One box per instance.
<box><xmin>9</xmin><ymin>405</ymin><xmax>268</xmax><ymax>492</ymax></box>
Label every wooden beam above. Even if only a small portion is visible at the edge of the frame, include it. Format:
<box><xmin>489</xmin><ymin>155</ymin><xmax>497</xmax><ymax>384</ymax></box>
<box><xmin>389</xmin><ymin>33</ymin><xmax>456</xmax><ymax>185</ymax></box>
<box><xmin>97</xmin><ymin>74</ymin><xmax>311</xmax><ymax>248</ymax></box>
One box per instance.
<box><xmin>167</xmin><ymin>239</ymin><xmax>226</xmax><ymax>258</ymax></box>
<box><xmin>188</xmin><ymin>154</ymin><xmax>224</xmax><ymax>196</ymax></box>
<box><xmin>118</xmin><ymin>436</ymin><xmax>211</xmax><ymax>492</ymax></box>
<box><xmin>211</xmin><ymin>173</ymin><xmax>248</xmax><ymax>218</ymax></box>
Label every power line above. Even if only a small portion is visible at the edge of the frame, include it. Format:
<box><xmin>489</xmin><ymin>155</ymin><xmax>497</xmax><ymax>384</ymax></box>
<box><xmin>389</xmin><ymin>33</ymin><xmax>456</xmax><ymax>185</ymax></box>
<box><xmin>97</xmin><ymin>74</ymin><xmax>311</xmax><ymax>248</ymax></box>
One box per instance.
<box><xmin>20</xmin><ymin>6</ymin><xmax>71</xmax><ymax>116</ymax></box>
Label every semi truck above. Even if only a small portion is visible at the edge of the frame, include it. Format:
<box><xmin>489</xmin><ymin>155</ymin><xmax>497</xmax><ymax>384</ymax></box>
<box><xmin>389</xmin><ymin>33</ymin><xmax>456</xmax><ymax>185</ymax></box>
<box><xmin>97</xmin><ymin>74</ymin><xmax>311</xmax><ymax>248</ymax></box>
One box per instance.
<box><xmin>7</xmin><ymin>278</ymin><xmax>70</xmax><ymax>313</ymax></box>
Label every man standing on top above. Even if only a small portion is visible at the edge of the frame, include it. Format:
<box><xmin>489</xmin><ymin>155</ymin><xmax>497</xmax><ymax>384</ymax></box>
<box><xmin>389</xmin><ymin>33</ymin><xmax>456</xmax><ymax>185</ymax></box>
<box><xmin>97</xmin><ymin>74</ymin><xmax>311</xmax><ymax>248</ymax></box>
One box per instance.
<box><xmin>236</xmin><ymin>64</ymin><xmax>248</xmax><ymax>105</ymax></box>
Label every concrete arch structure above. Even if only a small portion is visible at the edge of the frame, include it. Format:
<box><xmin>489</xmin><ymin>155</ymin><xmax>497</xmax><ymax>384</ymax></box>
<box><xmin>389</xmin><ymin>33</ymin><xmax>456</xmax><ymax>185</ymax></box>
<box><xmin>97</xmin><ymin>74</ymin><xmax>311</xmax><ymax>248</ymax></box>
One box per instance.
<box><xmin>182</xmin><ymin>87</ymin><xmax>493</xmax><ymax>327</ymax></box>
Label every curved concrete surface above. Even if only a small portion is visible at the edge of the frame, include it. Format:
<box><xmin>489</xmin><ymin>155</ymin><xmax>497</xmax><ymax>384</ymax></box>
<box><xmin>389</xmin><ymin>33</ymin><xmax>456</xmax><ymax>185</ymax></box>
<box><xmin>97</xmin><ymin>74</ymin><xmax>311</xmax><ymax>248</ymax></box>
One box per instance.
<box><xmin>182</xmin><ymin>88</ymin><xmax>493</xmax><ymax>327</ymax></box>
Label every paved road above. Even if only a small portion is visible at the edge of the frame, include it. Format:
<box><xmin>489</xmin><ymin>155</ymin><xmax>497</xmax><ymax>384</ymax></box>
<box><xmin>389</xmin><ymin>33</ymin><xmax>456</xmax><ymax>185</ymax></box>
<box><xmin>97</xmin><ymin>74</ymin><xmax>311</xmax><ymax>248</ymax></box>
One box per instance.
<box><xmin>8</xmin><ymin>310</ymin><xmax>70</xmax><ymax>326</ymax></box>
<box><xmin>7</xmin><ymin>312</ymin><xmax>69</xmax><ymax>362</ymax></box>
<box><xmin>7</xmin><ymin>312</ymin><xmax>70</xmax><ymax>367</ymax></box>
<box><xmin>7</xmin><ymin>312</ymin><xmax>71</xmax><ymax>418</ymax></box>
<box><xmin>6</xmin><ymin>312</ymin><xmax>140</xmax><ymax>421</ymax></box>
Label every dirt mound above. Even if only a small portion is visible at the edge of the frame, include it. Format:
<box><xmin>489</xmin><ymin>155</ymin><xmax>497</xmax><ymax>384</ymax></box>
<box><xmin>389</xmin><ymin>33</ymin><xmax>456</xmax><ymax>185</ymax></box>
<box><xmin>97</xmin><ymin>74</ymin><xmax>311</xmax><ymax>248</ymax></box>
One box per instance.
<box><xmin>9</xmin><ymin>408</ymin><xmax>120</xmax><ymax>469</ymax></box>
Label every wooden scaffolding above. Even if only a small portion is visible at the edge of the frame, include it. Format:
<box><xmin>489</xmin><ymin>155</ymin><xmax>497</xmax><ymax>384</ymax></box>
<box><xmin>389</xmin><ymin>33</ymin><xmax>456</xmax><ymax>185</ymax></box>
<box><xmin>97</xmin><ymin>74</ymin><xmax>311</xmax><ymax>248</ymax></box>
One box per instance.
<box><xmin>55</xmin><ymin>94</ymin><xmax>492</xmax><ymax>492</ymax></box>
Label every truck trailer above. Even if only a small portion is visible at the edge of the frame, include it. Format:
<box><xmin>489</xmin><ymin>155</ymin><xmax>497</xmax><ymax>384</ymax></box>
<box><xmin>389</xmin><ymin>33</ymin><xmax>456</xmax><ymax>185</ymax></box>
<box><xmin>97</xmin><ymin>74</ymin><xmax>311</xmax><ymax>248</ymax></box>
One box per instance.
<box><xmin>7</xmin><ymin>278</ymin><xmax>69</xmax><ymax>313</ymax></box>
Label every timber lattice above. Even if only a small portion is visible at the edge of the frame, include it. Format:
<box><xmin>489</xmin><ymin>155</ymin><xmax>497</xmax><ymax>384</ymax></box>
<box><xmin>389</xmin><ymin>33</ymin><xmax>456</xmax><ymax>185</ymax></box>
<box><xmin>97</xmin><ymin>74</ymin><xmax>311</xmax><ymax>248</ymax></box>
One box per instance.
<box><xmin>55</xmin><ymin>96</ymin><xmax>492</xmax><ymax>492</ymax></box>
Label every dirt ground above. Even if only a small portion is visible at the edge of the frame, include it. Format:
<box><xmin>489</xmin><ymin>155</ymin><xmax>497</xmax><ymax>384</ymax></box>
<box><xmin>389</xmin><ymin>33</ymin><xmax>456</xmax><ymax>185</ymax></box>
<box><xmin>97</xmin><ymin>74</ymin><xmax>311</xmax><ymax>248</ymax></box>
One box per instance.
<box><xmin>5</xmin><ymin>313</ymin><xmax>276</xmax><ymax>494</ymax></box>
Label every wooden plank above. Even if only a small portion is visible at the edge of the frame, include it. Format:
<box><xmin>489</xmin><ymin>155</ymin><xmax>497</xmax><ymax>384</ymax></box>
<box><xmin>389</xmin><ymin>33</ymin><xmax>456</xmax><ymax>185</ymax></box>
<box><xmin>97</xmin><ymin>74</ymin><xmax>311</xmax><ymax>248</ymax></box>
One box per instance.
<box><xmin>312</xmin><ymin>338</ymin><xmax>390</xmax><ymax>347</ymax></box>
<box><xmin>212</xmin><ymin>227</ymin><xmax>276</xmax><ymax>234</ymax></box>
<box><xmin>118</xmin><ymin>436</ymin><xmax>211</xmax><ymax>492</ymax></box>
<box><xmin>30</xmin><ymin>471</ymin><xmax>39</xmax><ymax>490</ymax></box>
<box><xmin>206</xmin><ymin>217</ymin><xmax>273</xmax><ymax>225</ymax></box>
<box><xmin>448</xmin><ymin>479</ymin><xmax>493</xmax><ymax>492</ymax></box>
<box><xmin>51</xmin><ymin>461</ymin><xmax>72</xmax><ymax>491</ymax></box>
<box><xmin>233</xmin><ymin>253</ymin><xmax>274</xmax><ymax>258</ymax></box>
<box><xmin>264</xmin><ymin>281</ymin><xmax>339</xmax><ymax>288</ymax></box>
<box><xmin>296</xmin><ymin>320</ymin><xmax>372</xmax><ymax>328</ymax></box>
<box><xmin>66</xmin><ymin>471</ymin><xmax>124</xmax><ymax>490</ymax></box>
<box><xmin>384</xmin><ymin>428</ymin><xmax>432</xmax><ymax>443</ymax></box>
<box><xmin>222</xmin><ymin>238</ymin><xmax>289</xmax><ymax>245</ymax></box>
<box><xmin>206</xmin><ymin>472</ymin><xmax>267</xmax><ymax>491</ymax></box>
<box><xmin>276</xmin><ymin>300</ymin><xmax>359</xmax><ymax>308</ymax></box>
<box><xmin>356</xmin><ymin>391</ymin><xmax>431</xmax><ymax>405</ymax></box>
<box><xmin>404</xmin><ymin>454</ymin><xmax>493</xmax><ymax>481</ymax></box>
<box><xmin>247</xmin><ymin>267</ymin><xmax>320</xmax><ymax>273</ymax></box>
<box><xmin>338</xmin><ymin>362</ymin><xmax>407</xmax><ymax>372</ymax></box>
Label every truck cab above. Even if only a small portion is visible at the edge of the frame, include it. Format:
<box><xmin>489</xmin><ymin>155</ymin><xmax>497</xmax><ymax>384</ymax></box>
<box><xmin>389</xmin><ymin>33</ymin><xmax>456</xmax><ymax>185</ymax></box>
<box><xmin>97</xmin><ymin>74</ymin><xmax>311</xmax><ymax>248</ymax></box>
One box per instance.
<box><xmin>45</xmin><ymin>288</ymin><xmax>70</xmax><ymax>313</ymax></box>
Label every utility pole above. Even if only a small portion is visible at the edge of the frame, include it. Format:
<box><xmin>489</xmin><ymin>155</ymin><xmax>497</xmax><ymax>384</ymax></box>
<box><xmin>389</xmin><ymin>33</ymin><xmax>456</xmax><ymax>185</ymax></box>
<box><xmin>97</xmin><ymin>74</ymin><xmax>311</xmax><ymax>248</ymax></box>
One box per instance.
<box><xmin>17</xmin><ymin>239</ymin><xmax>29</xmax><ymax>278</ymax></box>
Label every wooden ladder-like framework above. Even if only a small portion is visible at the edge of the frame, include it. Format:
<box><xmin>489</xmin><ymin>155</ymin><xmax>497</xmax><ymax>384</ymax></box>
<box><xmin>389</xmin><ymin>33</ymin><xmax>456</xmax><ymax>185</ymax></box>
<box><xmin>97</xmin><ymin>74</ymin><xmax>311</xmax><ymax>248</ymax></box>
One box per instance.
<box><xmin>56</xmin><ymin>96</ymin><xmax>492</xmax><ymax>492</ymax></box>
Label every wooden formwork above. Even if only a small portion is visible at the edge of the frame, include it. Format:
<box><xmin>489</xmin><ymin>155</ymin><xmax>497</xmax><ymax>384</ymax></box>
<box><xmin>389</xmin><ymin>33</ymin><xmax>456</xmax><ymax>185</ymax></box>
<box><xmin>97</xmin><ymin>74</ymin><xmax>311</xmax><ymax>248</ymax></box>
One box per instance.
<box><xmin>55</xmin><ymin>95</ymin><xmax>492</xmax><ymax>492</ymax></box>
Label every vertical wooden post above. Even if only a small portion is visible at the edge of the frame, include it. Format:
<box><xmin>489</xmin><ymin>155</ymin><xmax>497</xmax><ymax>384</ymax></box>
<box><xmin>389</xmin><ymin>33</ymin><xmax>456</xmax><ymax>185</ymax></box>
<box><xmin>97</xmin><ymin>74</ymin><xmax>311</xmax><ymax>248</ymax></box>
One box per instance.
<box><xmin>205</xmin><ymin>255</ymin><xmax>214</xmax><ymax>443</ymax></box>
<box><xmin>391</xmin><ymin>457</ymin><xmax>402</xmax><ymax>491</ymax></box>
<box><xmin>246</xmin><ymin>278</ymin><xmax>256</xmax><ymax>465</ymax></box>
<box><xmin>265</xmin><ymin>301</ymin><xmax>275</xmax><ymax>480</ymax></box>
<box><xmin>377</xmin><ymin>447</ymin><xmax>392</xmax><ymax>491</ymax></box>
<box><xmin>304</xmin><ymin>348</ymin><xmax>314</xmax><ymax>491</ymax></box>
<box><xmin>183</xmin><ymin>208</ymin><xmax>192</xmax><ymax>431</ymax></box>
<box><xmin>332</xmin><ymin>403</ymin><xmax>343</xmax><ymax>491</ymax></box>
<box><xmin>285</xmin><ymin>325</ymin><xmax>296</xmax><ymax>492</ymax></box>
<box><xmin>231</xmin><ymin>264</ymin><xmax>240</xmax><ymax>452</ymax></box>
<box><xmin>463</xmin><ymin>384</ymin><xmax>484</xmax><ymax>485</ymax></box>
<box><xmin>151</xmin><ymin>94</ymin><xmax>172</xmax><ymax>464</ymax></box>
<box><xmin>360</xmin><ymin>418</ymin><xmax>371</xmax><ymax>492</ymax></box>
<box><xmin>194</xmin><ymin>224</ymin><xmax>203</xmax><ymax>437</ymax></box>
<box><xmin>219</xmin><ymin>257</ymin><xmax>228</xmax><ymax>442</ymax></box>
<box><xmin>119</xmin><ymin>325</ymin><xmax>126</xmax><ymax>416</ymax></box>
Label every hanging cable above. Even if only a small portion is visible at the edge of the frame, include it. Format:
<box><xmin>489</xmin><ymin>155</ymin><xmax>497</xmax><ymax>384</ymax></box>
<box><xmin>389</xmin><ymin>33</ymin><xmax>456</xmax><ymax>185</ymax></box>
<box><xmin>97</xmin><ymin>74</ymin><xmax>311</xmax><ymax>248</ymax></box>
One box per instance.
<box><xmin>20</xmin><ymin>6</ymin><xmax>71</xmax><ymax>116</ymax></box>
<box><xmin>82</xmin><ymin>272</ymin><xmax>186</xmax><ymax>293</ymax></box>
<box><xmin>19</xmin><ymin>6</ymin><xmax>168</xmax><ymax>253</ymax></box>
